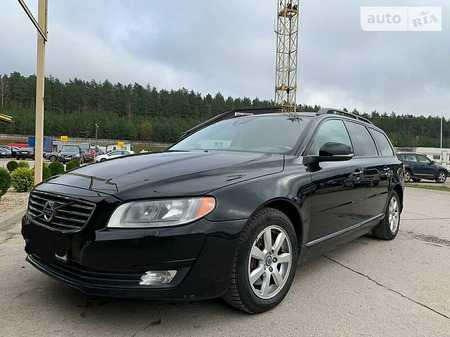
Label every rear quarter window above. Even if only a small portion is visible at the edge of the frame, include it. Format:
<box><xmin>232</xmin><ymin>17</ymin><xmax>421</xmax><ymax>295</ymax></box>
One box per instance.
<box><xmin>370</xmin><ymin>129</ymin><xmax>394</xmax><ymax>156</ymax></box>
<box><xmin>345</xmin><ymin>122</ymin><xmax>378</xmax><ymax>157</ymax></box>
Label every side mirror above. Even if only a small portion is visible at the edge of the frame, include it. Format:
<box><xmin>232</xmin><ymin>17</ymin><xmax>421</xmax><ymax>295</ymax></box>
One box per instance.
<box><xmin>304</xmin><ymin>142</ymin><xmax>353</xmax><ymax>166</ymax></box>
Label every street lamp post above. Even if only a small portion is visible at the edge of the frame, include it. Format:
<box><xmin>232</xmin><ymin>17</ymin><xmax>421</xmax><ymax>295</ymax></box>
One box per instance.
<box><xmin>95</xmin><ymin>123</ymin><xmax>99</xmax><ymax>140</ymax></box>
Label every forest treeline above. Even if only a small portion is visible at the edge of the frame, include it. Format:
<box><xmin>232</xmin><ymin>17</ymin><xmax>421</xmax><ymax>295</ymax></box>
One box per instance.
<box><xmin>0</xmin><ymin>72</ymin><xmax>448</xmax><ymax>146</ymax></box>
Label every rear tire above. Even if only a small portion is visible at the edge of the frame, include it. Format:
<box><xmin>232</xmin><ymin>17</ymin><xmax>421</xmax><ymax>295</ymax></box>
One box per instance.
<box><xmin>373</xmin><ymin>191</ymin><xmax>400</xmax><ymax>240</ymax></box>
<box><xmin>404</xmin><ymin>170</ymin><xmax>411</xmax><ymax>182</ymax></box>
<box><xmin>49</xmin><ymin>155</ymin><xmax>56</xmax><ymax>162</ymax></box>
<box><xmin>223</xmin><ymin>208</ymin><xmax>298</xmax><ymax>314</ymax></box>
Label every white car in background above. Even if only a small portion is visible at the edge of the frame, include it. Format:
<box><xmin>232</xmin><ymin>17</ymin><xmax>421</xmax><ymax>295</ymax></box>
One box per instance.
<box><xmin>95</xmin><ymin>150</ymin><xmax>135</xmax><ymax>162</ymax></box>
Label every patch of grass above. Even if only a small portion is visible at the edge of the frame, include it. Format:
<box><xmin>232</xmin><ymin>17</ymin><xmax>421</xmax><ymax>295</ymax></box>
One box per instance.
<box><xmin>406</xmin><ymin>183</ymin><xmax>450</xmax><ymax>192</ymax></box>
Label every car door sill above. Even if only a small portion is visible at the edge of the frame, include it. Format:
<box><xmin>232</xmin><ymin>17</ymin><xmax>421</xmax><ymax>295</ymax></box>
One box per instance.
<box><xmin>305</xmin><ymin>213</ymin><xmax>384</xmax><ymax>247</ymax></box>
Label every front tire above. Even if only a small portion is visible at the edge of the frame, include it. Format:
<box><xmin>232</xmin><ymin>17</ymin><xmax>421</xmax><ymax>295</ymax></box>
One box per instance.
<box><xmin>435</xmin><ymin>170</ymin><xmax>447</xmax><ymax>183</ymax></box>
<box><xmin>224</xmin><ymin>208</ymin><xmax>298</xmax><ymax>314</ymax></box>
<box><xmin>373</xmin><ymin>191</ymin><xmax>400</xmax><ymax>240</ymax></box>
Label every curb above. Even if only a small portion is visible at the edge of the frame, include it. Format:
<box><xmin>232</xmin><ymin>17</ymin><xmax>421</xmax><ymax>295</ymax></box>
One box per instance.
<box><xmin>0</xmin><ymin>207</ymin><xmax>26</xmax><ymax>231</ymax></box>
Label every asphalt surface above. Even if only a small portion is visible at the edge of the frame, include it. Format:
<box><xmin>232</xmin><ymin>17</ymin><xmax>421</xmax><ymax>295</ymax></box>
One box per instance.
<box><xmin>0</xmin><ymin>187</ymin><xmax>449</xmax><ymax>336</ymax></box>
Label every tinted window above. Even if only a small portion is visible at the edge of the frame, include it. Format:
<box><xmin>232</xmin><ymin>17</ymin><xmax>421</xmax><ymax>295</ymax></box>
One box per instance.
<box><xmin>346</xmin><ymin>122</ymin><xmax>378</xmax><ymax>157</ymax></box>
<box><xmin>172</xmin><ymin>115</ymin><xmax>313</xmax><ymax>154</ymax></box>
<box><xmin>307</xmin><ymin>119</ymin><xmax>352</xmax><ymax>156</ymax></box>
<box><xmin>400</xmin><ymin>154</ymin><xmax>418</xmax><ymax>162</ymax></box>
<box><xmin>62</xmin><ymin>147</ymin><xmax>79</xmax><ymax>153</ymax></box>
<box><xmin>417</xmin><ymin>154</ymin><xmax>431</xmax><ymax>163</ymax></box>
<box><xmin>370</xmin><ymin>129</ymin><xmax>394</xmax><ymax>156</ymax></box>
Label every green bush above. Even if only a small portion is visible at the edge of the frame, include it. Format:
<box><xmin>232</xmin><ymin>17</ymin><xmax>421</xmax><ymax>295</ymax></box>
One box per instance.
<box><xmin>42</xmin><ymin>162</ymin><xmax>51</xmax><ymax>180</ymax></box>
<box><xmin>0</xmin><ymin>167</ymin><xmax>12</xmax><ymax>198</ymax></box>
<box><xmin>6</xmin><ymin>160</ymin><xmax>19</xmax><ymax>172</ymax></box>
<box><xmin>33</xmin><ymin>163</ymin><xmax>52</xmax><ymax>181</ymax></box>
<box><xmin>17</xmin><ymin>161</ymin><xmax>30</xmax><ymax>169</ymax></box>
<box><xmin>66</xmin><ymin>160</ymin><xmax>80</xmax><ymax>171</ymax></box>
<box><xmin>48</xmin><ymin>161</ymin><xmax>65</xmax><ymax>176</ymax></box>
<box><xmin>11</xmin><ymin>168</ymin><xmax>35</xmax><ymax>192</ymax></box>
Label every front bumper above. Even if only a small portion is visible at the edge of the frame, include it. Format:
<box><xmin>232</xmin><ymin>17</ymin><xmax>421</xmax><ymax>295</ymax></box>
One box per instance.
<box><xmin>22</xmin><ymin>217</ymin><xmax>246</xmax><ymax>301</ymax></box>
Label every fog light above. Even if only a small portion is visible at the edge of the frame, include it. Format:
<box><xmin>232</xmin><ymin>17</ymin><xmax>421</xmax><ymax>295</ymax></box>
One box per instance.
<box><xmin>139</xmin><ymin>270</ymin><xmax>177</xmax><ymax>285</ymax></box>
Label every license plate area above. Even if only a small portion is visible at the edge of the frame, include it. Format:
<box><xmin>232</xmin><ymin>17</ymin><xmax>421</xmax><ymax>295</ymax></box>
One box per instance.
<box><xmin>23</xmin><ymin>225</ymin><xmax>71</xmax><ymax>264</ymax></box>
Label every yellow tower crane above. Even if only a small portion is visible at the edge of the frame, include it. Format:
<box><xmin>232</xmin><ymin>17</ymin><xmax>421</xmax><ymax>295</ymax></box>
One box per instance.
<box><xmin>275</xmin><ymin>0</ymin><xmax>300</xmax><ymax>113</ymax></box>
<box><xmin>0</xmin><ymin>113</ymin><xmax>13</xmax><ymax>124</ymax></box>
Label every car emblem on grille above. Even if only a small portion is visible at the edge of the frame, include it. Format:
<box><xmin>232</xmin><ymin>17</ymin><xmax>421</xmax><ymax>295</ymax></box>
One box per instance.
<box><xmin>42</xmin><ymin>201</ymin><xmax>55</xmax><ymax>222</ymax></box>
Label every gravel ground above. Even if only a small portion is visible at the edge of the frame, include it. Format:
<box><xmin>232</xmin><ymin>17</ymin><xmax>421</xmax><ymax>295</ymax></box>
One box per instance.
<box><xmin>0</xmin><ymin>190</ymin><xmax>29</xmax><ymax>219</ymax></box>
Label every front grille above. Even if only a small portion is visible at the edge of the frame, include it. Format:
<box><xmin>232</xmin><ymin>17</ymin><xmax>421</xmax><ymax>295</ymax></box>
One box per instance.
<box><xmin>28</xmin><ymin>190</ymin><xmax>96</xmax><ymax>231</ymax></box>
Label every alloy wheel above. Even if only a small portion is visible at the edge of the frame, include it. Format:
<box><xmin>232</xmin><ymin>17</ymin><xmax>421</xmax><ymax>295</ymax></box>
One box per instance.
<box><xmin>389</xmin><ymin>196</ymin><xmax>399</xmax><ymax>234</ymax></box>
<box><xmin>437</xmin><ymin>171</ymin><xmax>446</xmax><ymax>183</ymax></box>
<box><xmin>248</xmin><ymin>225</ymin><xmax>292</xmax><ymax>300</ymax></box>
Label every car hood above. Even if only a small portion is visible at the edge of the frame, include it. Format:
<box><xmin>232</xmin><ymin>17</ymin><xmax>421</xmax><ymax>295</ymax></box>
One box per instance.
<box><xmin>44</xmin><ymin>151</ymin><xmax>284</xmax><ymax>200</ymax></box>
<box><xmin>435</xmin><ymin>163</ymin><xmax>449</xmax><ymax>172</ymax></box>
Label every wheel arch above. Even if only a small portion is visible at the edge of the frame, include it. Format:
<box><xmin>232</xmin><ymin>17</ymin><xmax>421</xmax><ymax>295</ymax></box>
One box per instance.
<box><xmin>435</xmin><ymin>169</ymin><xmax>448</xmax><ymax>179</ymax></box>
<box><xmin>258</xmin><ymin>198</ymin><xmax>304</xmax><ymax>248</ymax></box>
<box><xmin>393</xmin><ymin>184</ymin><xmax>404</xmax><ymax>212</ymax></box>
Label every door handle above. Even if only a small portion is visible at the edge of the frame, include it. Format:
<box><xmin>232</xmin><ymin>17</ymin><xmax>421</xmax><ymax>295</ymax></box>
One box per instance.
<box><xmin>353</xmin><ymin>169</ymin><xmax>363</xmax><ymax>177</ymax></box>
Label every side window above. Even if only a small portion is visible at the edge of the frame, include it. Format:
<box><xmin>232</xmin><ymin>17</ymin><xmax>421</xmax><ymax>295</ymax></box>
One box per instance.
<box><xmin>370</xmin><ymin>129</ymin><xmax>394</xmax><ymax>156</ymax></box>
<box><xmin>307</xmin><ymin>119</ymin><xmax>352</xmax><ymax>156</ymax></box>
<box><xmin>417</xmin><ymin>155</ymin><xmax>430</xmax><ymax>164</ymax></box>
<box><xmin>345</xmin><ymin>122</ymin><xmax>378</xmax><ymax>157</ymax></box>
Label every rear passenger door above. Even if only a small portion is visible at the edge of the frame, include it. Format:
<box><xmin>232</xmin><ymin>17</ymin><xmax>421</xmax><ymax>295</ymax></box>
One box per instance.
<box><xmin>345</xmin><ymin>122</ymin><xmax>393</xmax><ymax>223</ymax></box>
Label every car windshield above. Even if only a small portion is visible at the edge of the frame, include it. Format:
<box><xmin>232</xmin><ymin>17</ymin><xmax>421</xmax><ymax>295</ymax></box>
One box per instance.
<box><xmin>62</xmin><ymin>147</ymin><xmax>79</xmax><ymax>153</ymax></box>
<box><xmin>170</xmin><ymin>115</ymin><xmax>312</xmax><ymax>154</ymax></box>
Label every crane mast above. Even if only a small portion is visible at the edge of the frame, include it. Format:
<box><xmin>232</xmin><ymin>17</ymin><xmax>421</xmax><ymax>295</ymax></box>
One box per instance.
<box><xmin>275</xmin><ymin>0</ymin><xmax>300</xmax><ymax>113</ymax></box>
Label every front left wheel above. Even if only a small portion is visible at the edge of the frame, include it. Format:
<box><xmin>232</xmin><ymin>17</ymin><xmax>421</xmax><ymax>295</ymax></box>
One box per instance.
<box><xmin>224</xmin><ymin>208</ymin><xmax>298</xmax><ymax>314</ymax></box>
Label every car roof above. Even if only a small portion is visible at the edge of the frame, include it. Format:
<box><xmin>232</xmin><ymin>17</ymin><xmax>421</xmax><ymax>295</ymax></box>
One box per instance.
<box><xmin>179</xmin><ymin>107</ymin><xmax>375</xmax><ymax>141</ymax></box>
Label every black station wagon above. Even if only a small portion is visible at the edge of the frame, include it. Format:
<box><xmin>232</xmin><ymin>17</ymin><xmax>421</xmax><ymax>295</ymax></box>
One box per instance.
<box><xmin>21</xmin><ymin>108</ymin><xmax>404</xmax><ymax>313</ymax></box>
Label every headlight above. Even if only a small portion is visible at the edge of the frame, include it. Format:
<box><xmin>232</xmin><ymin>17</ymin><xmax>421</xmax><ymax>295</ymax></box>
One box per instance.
<box><xmin>107</xmin><ymin>197</ymin><xmax>216</xmax><ymax>228</ymax></box>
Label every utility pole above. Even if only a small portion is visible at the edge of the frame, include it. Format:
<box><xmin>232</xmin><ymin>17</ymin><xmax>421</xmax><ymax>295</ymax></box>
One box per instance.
<box><xmin>95</xmin><ymin>123</ymin><xmax>99</xmax><ymax>140</ymax></box>
<box><xmin>19</xmin><ymin>0</ymin><xmax>48</xmax><ymax>184</ymax></box>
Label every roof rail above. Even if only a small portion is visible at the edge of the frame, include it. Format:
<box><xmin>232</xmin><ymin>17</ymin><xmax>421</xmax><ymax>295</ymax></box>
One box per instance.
<box><xmin>317</xmin><ymin>108</ymin><xmax>372</xmax><ymax>125</ymax></box>
<box><xmin>179</xmin><ymin>106</ymin><xmax>283</xmax><ymax>140</ymax></box>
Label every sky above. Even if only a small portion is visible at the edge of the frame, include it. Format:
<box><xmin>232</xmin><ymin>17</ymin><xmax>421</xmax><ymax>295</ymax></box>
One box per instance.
<box><xmin>1</xmin><ymin>0</ymin><xmax>449</xmax><ymax>118</ymax></box>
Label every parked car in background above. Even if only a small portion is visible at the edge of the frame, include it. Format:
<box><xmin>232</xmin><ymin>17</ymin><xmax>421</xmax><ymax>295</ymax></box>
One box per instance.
<box><xmin>44</xmin><ymin>146</ymin><xmax>95</xmax><ymax>164</ymax></box>
<box><xmin>57</xmin><ymin>145</ymin><xmax>84</xmax><ymax>163</ymax></box>
<box><xmin>396</xmin><ymin>152</ymin><xmax>448</xmax><ymax>183</ymax></box>
<box><xmin>21</xmin><ymin>108</ymin><xmax>404</xmax><ymax>314</ymax></box>
<box><xmin>16</xmin><ymin>147</ymin><xmax>35</xmax><ymax>160</ymax></box>
<box><xmin>0</xmin><ymin>146</ymin><xmax>11</xmax><ymax>158</ymax></box>
<box><xmin>43</xmin><ymin>151</ymin><xmax>58</xmax><ymax>162</ymax></box>
<box><xmin>81</xmin><ymin>150</ymin><xmax>94</xmax><ymax>164</ymax></box>
<box><xmin>11</xmin><ymin>146</ymin><xmax>20</xmax><ymax>157</ymax></box>
<box><xmin>0</xmin><ymin>145</ymin><xmax>19</xmax><ymax>158</ymax></box>
<box><xmin>95</xmin><ymin>149</ymin><xmax>134</xmax><ymax>162</ymax></box>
